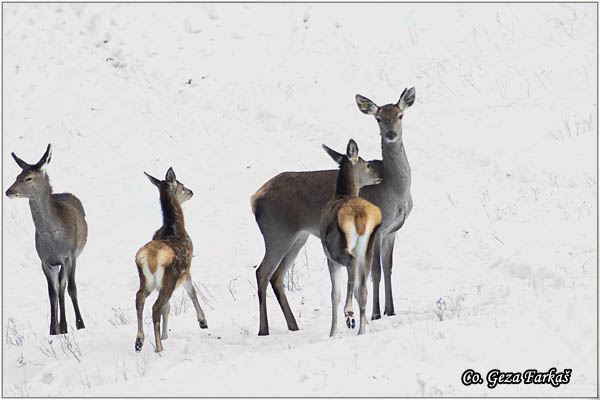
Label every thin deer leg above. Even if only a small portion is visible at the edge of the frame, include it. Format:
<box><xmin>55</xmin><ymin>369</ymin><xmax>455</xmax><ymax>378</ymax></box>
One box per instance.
<box><xmin>153</xmin><ymin>281</ymin><xmax>176</xmax><ymax>352</ymax></box>
<box><xmin>161</xmin><ymin>301</ymin><xmax>170</xmax><ymax>339</ymax></box>
<box><xmin>42</xmin><ymin>262</ymin><xmax>60</xmax><ymax>335</ymax></box>
<box><xmin>67</xmin><ymin>255</ymin><xmax>85</xmax><ymax>329</ymax></box>
<box><xmin>183</xmin><ymin>276</ymin><xmax>207</xmax><ymax>329</ymax></box>
<box><xmin>328</xmin><ymin>260</ymin><xmax>342</xmax><ymax>337</ymax></box>
<box><xmin>58</xmin><ymin>260</ymin><xmax>68</xmax><ymax>334</ymax></box>
<box><xmin>135</xmin><ymin>287</ymin><xmax>150</xmax><ymax>352</ymax></box>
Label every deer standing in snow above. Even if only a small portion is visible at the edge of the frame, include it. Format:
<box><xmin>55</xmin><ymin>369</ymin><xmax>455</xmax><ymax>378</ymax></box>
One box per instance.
<box><xmin>320</xmin><ymin>139</ymin><xmax>383</xmax><ymax>336</ymax></box>
<box><xmin>134</xmin><ymin>167</ymin><xmax>208</xmax><ymax>353</ymax></box>
<box><xmin>251</xmin><ymin>88</ymin><xmax>416</xmax><ymax>335</ymax></box>
<box><xmin>5</xmin><ymin>144</ymin><xmax>88</xmax><ymax>335</ymax></box>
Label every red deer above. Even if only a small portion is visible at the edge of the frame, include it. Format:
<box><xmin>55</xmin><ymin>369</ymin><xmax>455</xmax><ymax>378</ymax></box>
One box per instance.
<box><xmin>134</xmin><ymin>168</ymin><xmax>207</xmax><ymax>353</ymax></box>
<box><xmin>251</xmin><ymin>88</ymin><xmax>415</xmax><ymax>335</ymax></box>
<box><xmin>320</xmin><ymin>139</ymin><xmax>383</xmax><ymax>336</ymax></box>
<box><xmin>6</xmin><ymin>144</ymin><xmax>87</xmax><ymax>335</ymax></box>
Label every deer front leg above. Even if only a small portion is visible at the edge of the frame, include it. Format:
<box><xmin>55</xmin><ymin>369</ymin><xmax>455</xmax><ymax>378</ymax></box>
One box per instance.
<box><xmin>382</xmin><ymin>235</ymin><xmax>396</xmax><ymax>316</ymax></box>
<box><xmin>58</xmin><ymin>261</ymin><xmax>68</xmax><ymax>334</ymax></box>
<box><xmin>67</xmin><ymin>255</ymin><xmax>85</xmax><ymax>329</ymax></box>
<box><xmin>370</xmin><ymin>236</ymin><xmax>382</xmax><ymax>320</ymax></box>
<box><xmin>183</xmin><ymin>275</ymin><xmax>208</xmax><ymax>329</ymax></box>
<box><xmin>135</xmin><ymin>288</ymin><xmax>150</xmax><ymax>352</ymax></box>
<box><xmin>42</xmin><ymin>262</ymin><xmax>60</xmax><ymax>335</ymax></box>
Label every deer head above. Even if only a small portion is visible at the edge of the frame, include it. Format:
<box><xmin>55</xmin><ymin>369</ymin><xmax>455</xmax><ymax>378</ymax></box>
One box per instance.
<box><xmin>6</xmin><ymin>144</ymin><xmax>53</xmax><ymax>200</ymax></box>
<box><xmin>322</xmin><ymin>139</ymin><xmax>383</xmax><ymax>188</ymax></box>
<box><xmin>144</xmin><ymin>167</ymin><xmax>193</xmax><ymax>204</ymax></box>
<box><xmin>355</xmin><ymin>87</ymin><xmax>416</xmax><ymax>143</ymax></box>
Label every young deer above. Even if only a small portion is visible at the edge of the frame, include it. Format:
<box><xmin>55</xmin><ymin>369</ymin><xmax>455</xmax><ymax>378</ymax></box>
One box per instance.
<box><xmin>5</xmin><ymin>144</ymin><xmax>88</xmax><ymax>335</ymax></box>
<box><xmin>251</xmin><ymin>88</ymin><xmax>415</xmax><ymax>336</ymax></box>
<box><xmin>320</xmin><ymin>139</ymin><xmax>383</xmax><ymax>336</ymax></box>
<box><xmin>134</xmin><ymin>167</ymin><xmax>208</xmax><ymax>353</ymax></box>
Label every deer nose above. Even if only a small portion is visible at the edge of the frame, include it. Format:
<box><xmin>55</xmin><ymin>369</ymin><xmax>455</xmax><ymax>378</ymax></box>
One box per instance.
<box><xmin>385</xmin><ymin>131</ymin><xmax>397</xmax><ymax>141</ymax></box>
<box><xmin>5</xmin><ymin>188</ymin><xmax>16</xmax><ymax>198</ymax></box>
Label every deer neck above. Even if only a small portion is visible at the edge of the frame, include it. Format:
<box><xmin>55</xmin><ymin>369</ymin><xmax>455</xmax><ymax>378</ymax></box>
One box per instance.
<box><xmin>28</xmin><ymin>177</ymin><xmax>58</xmax><ymax>233</ymax></box>
<box><xmin>159</xmin><ymin>191</ymin><xmax>186</xmax><ymax>237</ymax></box>
<box><xmin>335</xmin><ymin>161</ymin><xmax>359</xmax><ymax>197</ymax></box>
<box><xmin>381</xmin><ymin>138</ymin><xmax>411</xmax><ymax>193</ymax></box>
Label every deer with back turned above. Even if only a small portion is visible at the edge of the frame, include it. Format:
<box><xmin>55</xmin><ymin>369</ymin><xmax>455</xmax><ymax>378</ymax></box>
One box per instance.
<box><xmin>320</xmin><ymin>139</ymin><xmax>383</xmax><ymax>336</ymax></box>
<box><xmin>134</xmin><ymin>167</ymin><xmax>208</xmax><ymax>353</ymax></box>
<box><xmin>251</xmin><ymin>88</ymin><xmax>415</xmax><ymax>335</ymax></box>
<box><xmin>6</xmin><ymin>144</ymin><xmax>87</xmax><ymax>335</ymax></box>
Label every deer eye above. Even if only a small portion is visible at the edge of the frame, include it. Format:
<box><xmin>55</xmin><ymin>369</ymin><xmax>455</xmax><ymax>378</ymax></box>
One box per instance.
<box><xmin>25</xmin><ymin>177</ymin><xmax>32</xmax><ymax>182</ymax></box>
<box><xmin>398</xmin><ymin>115</ymin><xmax>403</xmax><ymax>120</ymax></box>
<box><xmin>376</xmin><ymin>117</ymin><xmax>381</xmax><ymax>123</ymax></box>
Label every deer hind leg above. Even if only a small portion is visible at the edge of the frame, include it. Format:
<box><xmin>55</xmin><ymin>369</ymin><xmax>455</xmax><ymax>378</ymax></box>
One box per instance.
<box><xmin>42</xmin><ymin>262</ymin><xmax>60</xmax><ymax>335</ymax></box>
<box><xmin>344</xmin><ymin>260</ymin><xmax>356</xmax><ymax>329</ymax></box>
<box><xmin>67</xmin><ymin>255</ymin><xmax>85</xmax><ymax>329</ymax></box>
<box><xmin>152</xmin><ymin>280</ymin><xmax>176</xmax><ymax>352</ymax></box>
<box><xmin>328</xmin><ymin>259</ymin><xmax>343</xmax><ymax>337</ymax></box>
<box><xmin>356</xmin><ymin>263</ymin><xmax>369</xmax><ymax>335</ymax></box>
<box><xmin>255</xmin><ymin>231</ymin><xmax>295</xmax><ymax>336</ymax></box>
<box><xmin>353</xmin><ymin>232</ymin><xmax>372</xmax><ymax>335</ymax></box>
<box><xmin>270</xmin><ymin>233</ymin><xmax>308</xmax><ymax>332</ymax></box>
<box><xmin>183</xmin><ymin>275</ymin><xmax>208</xmax><ymax>329</ymax></box>
<box><xmin>135</xmin><ymin>286</ymin><xmax>151</xmax><ymax>352</ymax></box>
<box><xmin>58</xmin><ymin>260</ymin><xmax>68</xmax><ymax>334</ymax></box>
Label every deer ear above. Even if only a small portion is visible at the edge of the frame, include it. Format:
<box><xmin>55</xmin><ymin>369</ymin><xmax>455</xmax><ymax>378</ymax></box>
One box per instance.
<box><xmin>322</xmin><ymin>144</ymin><xmax>344</xmax><ymax>165</ymax></box>
<box><xmin>34</xmin><ymin>144</ymin><xmax>52</xmax><ymax>171</ymax></box>
<box><xmin>165</xmin><ymin>167</ymin><xmax>176</xmax><ymax>183</ymax></box>
<box><xmin>11</xmin><ymin>152</ymin><xmax>30</xmax><ymax>169</ymax></box>
<box><xmin>397</xmin><ymin>87</ymin><xmax>415</xmax><ymax>110</ymax></box>
<box><xmin>355</xmin><ymin>94</ymin><xmax>379</xmax><ymax>116</ymax></box>
<box><xmin>144</xmin><ymin>171</ymin><xmax>161</xmax><ymax>187</ymax></box>
<box><xmin>346</xmin><ymin>139</ymin><xmax>359</xmax><ymax>164</ymax></box>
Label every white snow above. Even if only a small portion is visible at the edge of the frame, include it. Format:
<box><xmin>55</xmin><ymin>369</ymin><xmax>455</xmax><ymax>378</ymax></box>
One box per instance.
<box><xmin>2</xmin><ymin>3</ymin><xmax>597</xmax><ymax>396</ymax></box>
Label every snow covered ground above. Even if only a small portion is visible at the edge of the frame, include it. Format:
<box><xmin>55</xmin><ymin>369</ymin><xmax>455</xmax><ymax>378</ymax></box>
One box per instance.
<box><xmin>2</xmin><ymin>3</ymin><xmax>597</xmax><ymax>396</ymax></box>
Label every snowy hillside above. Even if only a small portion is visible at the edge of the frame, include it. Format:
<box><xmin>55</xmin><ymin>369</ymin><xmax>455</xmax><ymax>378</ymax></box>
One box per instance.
<box><xmin>2</xmin><ymin>3</ymin><xmax>597</xmax><ymax>396</ymax></box>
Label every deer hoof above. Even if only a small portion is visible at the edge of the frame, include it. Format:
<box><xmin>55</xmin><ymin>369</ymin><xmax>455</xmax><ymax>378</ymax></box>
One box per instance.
<box><xmin>135</xmin><ymin>339</ymin><xmax>144</xmax><ymax>352</ymax></box>
<box><xmin>371</xmin><ymin>313</ymin><xmax>381</xmax><ymax>320</ymax></box>
<box><xmin>384</xmin><ymin>310</ymin><xmax>396</xmax><ymax>317</ymax></box>
<box><xmin>76</xmin><ymin>320</ymin><xmax>85</xmax><ymax>330</ymax></box>
<box><xmin>287</xmin><ymin>321</ymin><xmax>299</xmax><ymax>331</ymax></box>
<box><xmin>346</xmin><ymin>316</ymin><xmax>355</xmax><ymax>329</ymax></box>
<box><xmin>199</xmin><ymin>320</ymin><xmax>208</xmax><ymax>329</ymax></box>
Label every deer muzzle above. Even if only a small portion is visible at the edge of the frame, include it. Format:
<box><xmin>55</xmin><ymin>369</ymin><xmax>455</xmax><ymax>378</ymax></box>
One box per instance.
<box><xmin>384</xmin><ymin>131</ymin><xmax>398</xmax><ymax>142</ymax></box>
<box><xmin>5</xmin><ymin>187</ymin><xmax>19</xmax><ymax>198</ymax></box>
